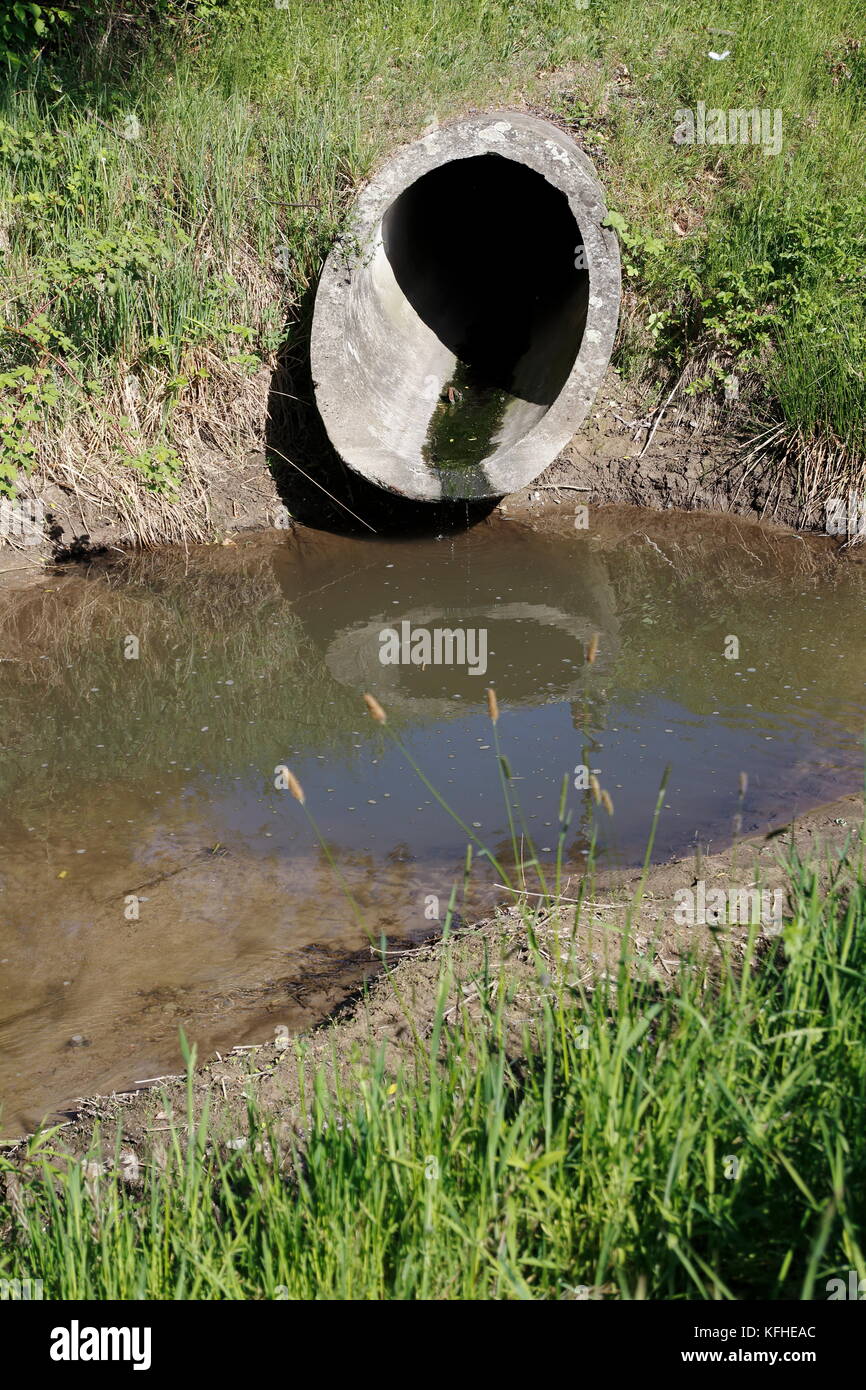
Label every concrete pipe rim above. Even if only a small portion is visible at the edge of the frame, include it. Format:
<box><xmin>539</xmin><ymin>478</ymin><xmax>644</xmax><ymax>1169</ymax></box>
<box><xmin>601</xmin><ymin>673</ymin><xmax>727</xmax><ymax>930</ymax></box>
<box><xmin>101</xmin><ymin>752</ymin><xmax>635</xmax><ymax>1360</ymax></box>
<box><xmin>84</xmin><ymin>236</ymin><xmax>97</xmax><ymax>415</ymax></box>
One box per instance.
<box><xmin>310</xmin><ymin>111</ymin><xmax>621</xmax><ymax>502</ymax></box>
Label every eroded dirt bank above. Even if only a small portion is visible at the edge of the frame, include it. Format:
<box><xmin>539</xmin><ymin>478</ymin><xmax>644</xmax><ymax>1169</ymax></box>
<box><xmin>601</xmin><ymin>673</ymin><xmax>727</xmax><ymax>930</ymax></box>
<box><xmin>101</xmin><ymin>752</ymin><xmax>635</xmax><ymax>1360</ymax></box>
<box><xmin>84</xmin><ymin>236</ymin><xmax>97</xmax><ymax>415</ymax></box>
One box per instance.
<box><xmin>3</xmin><ymin>789</ymin><xmax>860</xmax><ymax>1155</ymax></box>
<box><xmin>3</xmin><ymin>370</ymin><xmax>861</xmax><ymax>586</ymax></box>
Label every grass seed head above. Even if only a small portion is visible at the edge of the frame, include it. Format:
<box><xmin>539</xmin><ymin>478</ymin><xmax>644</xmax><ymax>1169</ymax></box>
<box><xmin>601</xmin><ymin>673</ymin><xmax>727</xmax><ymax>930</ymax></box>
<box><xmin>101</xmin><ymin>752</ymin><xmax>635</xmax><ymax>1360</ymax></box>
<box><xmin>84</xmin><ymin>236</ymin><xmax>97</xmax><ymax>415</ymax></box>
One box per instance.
<box><xmin>286</xmin><ymin>769</ymin><xmax>305</xmax><ymax>804</ymax></box>
<box><xmin>364</xmin><ymin>693</ymin><xmax>387</xmax><ymax>724</ymax></box>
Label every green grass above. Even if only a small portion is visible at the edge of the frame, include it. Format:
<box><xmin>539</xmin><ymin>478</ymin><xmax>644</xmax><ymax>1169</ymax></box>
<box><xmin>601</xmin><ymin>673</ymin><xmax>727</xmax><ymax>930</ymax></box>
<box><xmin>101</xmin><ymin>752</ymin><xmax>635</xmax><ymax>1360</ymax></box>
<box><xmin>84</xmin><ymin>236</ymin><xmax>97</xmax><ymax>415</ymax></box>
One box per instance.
<box><xmin>580</xmin><ymin>0</ymin><xmax>866</xmax><ymax>488</ymax></box>
<box><xmin>2</xmin><ymin>767</ymin><xmax>865</xmax><ymax>1299</ymax></box>
<box><xmin>0</xmin><ymin>0</ymin><xmax>863</xmax><ymax>516</ymax></box>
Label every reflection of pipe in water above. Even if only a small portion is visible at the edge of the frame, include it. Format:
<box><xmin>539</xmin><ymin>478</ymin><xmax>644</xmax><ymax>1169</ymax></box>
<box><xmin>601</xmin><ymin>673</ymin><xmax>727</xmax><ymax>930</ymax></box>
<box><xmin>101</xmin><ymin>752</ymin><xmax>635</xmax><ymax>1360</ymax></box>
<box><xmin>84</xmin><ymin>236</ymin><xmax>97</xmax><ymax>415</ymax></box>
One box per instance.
<box><xmin>274</xmin><ymin>521</ymin><xmax>621</xmax><ymax>721</ymax></box>
<box><xmin>324</xmin><ymin>602</ymin><xmax>613</xmax><ymax>719</ymax></box>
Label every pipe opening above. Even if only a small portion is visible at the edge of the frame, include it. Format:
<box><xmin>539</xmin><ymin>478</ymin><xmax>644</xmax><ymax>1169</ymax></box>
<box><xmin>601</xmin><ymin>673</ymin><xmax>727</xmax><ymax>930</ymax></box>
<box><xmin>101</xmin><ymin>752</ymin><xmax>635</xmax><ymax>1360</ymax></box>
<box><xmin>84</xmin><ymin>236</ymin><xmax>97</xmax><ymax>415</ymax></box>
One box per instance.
<box><xmin>381</xmin><ymin>154</ymin><xmax>588</xmax><ymax>473</ymax></box>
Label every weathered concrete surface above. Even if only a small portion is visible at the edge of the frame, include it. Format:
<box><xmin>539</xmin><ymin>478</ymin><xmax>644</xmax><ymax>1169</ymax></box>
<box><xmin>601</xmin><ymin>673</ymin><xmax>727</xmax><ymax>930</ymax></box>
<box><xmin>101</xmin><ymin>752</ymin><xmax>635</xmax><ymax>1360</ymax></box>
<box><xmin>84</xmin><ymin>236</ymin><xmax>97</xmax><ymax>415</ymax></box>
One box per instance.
<box><xmin>311</xmin><ymin>112</ymin><xmax>621</xmax><ymax>501</ymax></box>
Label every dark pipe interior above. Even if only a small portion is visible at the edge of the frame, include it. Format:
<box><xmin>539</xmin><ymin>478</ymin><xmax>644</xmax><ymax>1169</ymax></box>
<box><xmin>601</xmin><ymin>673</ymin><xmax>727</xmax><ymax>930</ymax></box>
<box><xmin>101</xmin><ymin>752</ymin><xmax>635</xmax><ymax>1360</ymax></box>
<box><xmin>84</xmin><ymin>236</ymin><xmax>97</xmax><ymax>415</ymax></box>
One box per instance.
<box><xmin>382</xmin><ymin>153</ymin><xmax>589</xmax><ymax>407</ymax></box>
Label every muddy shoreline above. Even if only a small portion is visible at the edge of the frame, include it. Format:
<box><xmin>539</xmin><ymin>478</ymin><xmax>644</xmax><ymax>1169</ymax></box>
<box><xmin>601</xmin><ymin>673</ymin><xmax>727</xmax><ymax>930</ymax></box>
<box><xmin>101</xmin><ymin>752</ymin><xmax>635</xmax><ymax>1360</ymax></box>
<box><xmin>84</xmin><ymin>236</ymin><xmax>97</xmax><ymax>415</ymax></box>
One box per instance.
<box><xmin>1</xmin><ymin>786</ymin><xmax>861</xmax><ymax>1152</ymax></box>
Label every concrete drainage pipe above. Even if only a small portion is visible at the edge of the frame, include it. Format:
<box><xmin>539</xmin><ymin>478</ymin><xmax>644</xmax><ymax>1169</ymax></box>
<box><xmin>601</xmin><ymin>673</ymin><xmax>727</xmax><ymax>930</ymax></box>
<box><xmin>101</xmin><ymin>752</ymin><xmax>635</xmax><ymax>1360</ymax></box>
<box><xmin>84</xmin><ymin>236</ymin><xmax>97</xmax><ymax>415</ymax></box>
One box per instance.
<box><xmin>310</xmin><ymin>112</ymin><xmax>621</xmax><ymax>502</ymax></box>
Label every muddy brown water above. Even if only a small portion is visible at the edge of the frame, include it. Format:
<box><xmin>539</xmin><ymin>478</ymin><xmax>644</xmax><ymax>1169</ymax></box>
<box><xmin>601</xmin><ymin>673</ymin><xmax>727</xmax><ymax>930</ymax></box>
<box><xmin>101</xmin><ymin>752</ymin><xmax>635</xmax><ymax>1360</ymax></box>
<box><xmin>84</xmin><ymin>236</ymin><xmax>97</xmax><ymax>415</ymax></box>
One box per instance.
<box><xmin>1</xmin><ymin>512</ymin><xmax>864</xmax><ymax>1133</ymax></box>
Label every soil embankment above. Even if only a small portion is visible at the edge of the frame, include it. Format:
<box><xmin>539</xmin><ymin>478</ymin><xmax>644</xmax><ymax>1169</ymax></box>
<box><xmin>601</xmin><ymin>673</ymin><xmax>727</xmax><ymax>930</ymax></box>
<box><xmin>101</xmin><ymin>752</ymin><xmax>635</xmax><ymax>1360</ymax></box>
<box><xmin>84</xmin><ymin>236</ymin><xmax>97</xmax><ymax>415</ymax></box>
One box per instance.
<box><xmin>3</xmin><ymin>369</ymin><xmax>859</xmax><ymax>587</ymax></box>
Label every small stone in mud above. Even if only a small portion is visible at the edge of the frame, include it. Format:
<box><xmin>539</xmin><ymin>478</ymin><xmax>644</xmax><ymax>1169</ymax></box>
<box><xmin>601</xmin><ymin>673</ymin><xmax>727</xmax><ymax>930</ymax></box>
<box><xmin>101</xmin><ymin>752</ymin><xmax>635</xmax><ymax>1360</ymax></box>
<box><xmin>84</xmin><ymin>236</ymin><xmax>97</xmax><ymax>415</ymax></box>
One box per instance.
<box><xmin>66</xmin><ymin>1034</ymin><xmax>91</xmax><ymax>1048</ymax></box>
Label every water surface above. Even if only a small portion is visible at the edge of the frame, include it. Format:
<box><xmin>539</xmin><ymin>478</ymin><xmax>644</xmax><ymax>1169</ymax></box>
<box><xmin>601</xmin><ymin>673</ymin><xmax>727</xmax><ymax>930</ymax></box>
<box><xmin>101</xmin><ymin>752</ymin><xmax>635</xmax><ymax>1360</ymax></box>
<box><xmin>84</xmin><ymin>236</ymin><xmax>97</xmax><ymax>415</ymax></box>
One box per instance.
<box><xmin>1</xmin><ymin>512</ymin><xmax>863</xmax><ymax>1130</ymax></box>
